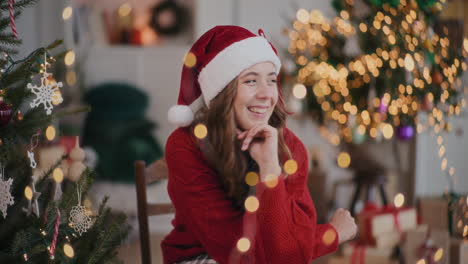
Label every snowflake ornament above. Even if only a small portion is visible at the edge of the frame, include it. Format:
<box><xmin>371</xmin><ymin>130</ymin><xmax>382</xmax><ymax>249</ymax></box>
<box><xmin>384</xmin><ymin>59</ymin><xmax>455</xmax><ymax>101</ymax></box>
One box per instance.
<box><xmin>0</xmin><ymin>177</ymin><xmax>14</xmax><ymax>218</ymax></box>
<box><xmin>27</xmin><ymin>72</ymin><xmax>63</xmax><ymax>115</ymax></box>
<box><xmin>69</xmin><ymin>205</ymin><xmax>92</xmax><ymax>236</ymax></box>
<box><xmin>27</xmin><ymin>150</ymin><xmax>37</xmax><ymax>168</ymax></box>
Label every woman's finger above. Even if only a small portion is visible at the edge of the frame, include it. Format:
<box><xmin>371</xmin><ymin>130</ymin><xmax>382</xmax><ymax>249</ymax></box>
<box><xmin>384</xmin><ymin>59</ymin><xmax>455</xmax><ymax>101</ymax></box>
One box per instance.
<box><xmin>242</xmin><ymin>125</ymin><xmax>270</xmax><ymax>151</ymax></box>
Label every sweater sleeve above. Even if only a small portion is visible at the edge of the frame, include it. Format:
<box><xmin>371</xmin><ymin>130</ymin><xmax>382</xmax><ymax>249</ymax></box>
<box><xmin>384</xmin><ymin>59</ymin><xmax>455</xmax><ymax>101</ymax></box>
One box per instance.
<box><xmin>165</xmin><ymin>129</ymin><xmax>338</xmax><ymax>263</ymax></box>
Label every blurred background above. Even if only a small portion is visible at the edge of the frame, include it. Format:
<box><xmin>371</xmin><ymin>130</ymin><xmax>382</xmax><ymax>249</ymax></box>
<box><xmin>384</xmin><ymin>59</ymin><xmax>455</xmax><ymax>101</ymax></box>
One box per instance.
<box><xmin>14</xmin><ymin>0</ymin><xmax>467</xmax><ymax>263</ymax></box>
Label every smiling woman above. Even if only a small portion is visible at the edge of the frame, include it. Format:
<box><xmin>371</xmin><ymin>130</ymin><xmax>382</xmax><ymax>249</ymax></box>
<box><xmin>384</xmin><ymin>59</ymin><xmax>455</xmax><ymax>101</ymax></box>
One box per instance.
<box><xmin>162</xmin><ymin>25</ymin><xmax>357</xmax><ymax>264</ymax></box>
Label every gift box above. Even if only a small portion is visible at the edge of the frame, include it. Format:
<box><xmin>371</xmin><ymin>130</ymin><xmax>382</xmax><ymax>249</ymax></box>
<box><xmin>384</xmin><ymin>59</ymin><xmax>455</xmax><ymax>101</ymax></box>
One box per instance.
<box><xmin>403</xmin><ymin>225</ymin><xmax>450</xmax><ymax>264</ymax></box>
<box><xmin>450</xmin><ymin>239</ymin><xmax>468</xmax><ymax>264</ymax></box>
<box><xmin>327</xmin><ymin>255</ymin><xmax>398</xmax><ymax>264</ymax></box>
<box><xmin>357</xmin><ymin>203</ymin><xmax>417</xmax><ymax>246</ymax></box>
<box><xmin>419</xmin><ymin>194</ymin><xmax>467</xmax><ymax>238</ymax></box>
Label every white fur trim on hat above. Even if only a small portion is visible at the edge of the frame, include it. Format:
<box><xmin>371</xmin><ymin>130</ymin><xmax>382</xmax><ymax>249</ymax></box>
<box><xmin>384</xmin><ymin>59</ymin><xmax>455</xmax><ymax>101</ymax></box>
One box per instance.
<box><xmin>168</xmin><ymin>105</ymin><xmax>194</xmax><ymax>127</ymax></box>
<box><xmin>198</xmin><ymin>36</ymin><xmax>281</xmax><ymax>106</ymax></box>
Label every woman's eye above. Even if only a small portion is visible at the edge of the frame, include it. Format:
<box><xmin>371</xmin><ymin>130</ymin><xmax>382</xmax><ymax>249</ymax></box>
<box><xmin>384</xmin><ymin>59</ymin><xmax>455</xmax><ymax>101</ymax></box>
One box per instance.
<box><xmin>244</xmin><ymin>80</ymin><xmax>256</xmax><ymax>84</ymax></box>
<box><xmin>268</xmin><ymin>79</ymin><xmax>277</xmax><ymax>84</ymax></box>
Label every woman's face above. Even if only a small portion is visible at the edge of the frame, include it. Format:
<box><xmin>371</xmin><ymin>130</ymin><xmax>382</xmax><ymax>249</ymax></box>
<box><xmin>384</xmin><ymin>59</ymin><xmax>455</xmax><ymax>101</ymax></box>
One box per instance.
<box><xmin>233</xmin><ymin>62</ymin><xmax>278</xmax><ymax>131</ymax></box>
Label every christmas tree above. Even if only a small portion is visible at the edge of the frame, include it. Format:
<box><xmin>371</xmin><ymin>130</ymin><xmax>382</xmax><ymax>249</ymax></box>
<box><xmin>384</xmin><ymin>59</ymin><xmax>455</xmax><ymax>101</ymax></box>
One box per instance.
<box><xmin>0</xmin><ymin>1</ymin><xmax>130</xmax><ymax>263</ymax></box>
<box><xmin>285</xmin><ymin>0</ymin><xmax>467</xmax><ymax>144</ymax></box>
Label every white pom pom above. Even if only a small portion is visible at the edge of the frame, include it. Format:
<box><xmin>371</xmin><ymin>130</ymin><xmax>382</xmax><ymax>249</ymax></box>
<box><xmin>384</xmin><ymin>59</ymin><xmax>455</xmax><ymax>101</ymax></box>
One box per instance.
<box><xmin>168</xmin><ymin>105</ymin><xmax>194</xmax><ymax>127</ymax></box>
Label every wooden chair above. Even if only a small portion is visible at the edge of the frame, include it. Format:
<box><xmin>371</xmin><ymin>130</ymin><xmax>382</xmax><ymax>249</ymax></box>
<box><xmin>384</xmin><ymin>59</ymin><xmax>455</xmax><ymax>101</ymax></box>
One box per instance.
<box><xmin>135</xmin><ymin>159</ymin><xmax>175</xmax><ymax>264</ymax></box>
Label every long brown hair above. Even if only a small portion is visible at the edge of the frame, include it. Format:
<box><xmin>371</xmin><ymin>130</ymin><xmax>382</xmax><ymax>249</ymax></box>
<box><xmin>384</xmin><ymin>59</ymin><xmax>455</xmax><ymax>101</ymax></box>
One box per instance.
<box><xmin>192</xmin><ymin>78</ymin><xmax>292</xmax><ymax>208</ymax></box>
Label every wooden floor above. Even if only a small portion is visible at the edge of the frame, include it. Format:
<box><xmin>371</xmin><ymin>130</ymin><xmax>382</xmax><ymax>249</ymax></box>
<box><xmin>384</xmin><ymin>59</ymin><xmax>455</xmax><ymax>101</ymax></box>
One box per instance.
<box><xmin>117</xmin><ymin>232</ymin><xmax>167</xmax><ymax>264</ymax></box>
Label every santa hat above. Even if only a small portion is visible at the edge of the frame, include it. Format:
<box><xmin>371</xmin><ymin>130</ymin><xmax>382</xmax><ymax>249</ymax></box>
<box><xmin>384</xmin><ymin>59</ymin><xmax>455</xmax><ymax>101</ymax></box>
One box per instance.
<box><xmin>168</xmin><ymin>25</ymin><xmax>282</xmax><ymax>127</ymax></box>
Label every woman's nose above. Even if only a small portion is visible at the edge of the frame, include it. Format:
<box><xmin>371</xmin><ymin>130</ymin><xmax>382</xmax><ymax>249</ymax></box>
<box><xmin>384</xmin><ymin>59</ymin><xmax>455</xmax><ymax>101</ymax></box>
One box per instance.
<box><xmin>256</xmin><ymin>80</ymin><xmax>273</xmax><ymax>98</ymax></box>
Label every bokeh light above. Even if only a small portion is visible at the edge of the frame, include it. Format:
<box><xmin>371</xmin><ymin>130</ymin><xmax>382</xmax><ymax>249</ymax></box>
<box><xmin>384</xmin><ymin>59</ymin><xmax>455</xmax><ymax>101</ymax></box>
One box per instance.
<box><xmin>245</xmin><ymin>172</ymin><xmax>259</xmax><ymax>186</ymax></box>
<box><xmin>24</xmin><ymin>186</ymin><xmax>33</xmax><ymax>200</ymax></box>
<box><xmin>394</xmin><ymin>193</ymin><xmax>405</xmax><ymax>208</ymax></box>
<box><xmin>293</xmin><ymin>84</ymin><xmax>307</xmax><ymax>99</ymax></box>
<box><xmin>194</xmin><ymin>124</ymin><xmax>207</xmax><ymax>139</ymax></box>
<box><xmin>53</xmin><ymin>168</ymin><xmax>64</xmax><ymax>183</ymax></box>
<box><xmin>46</xmin><ymin>126</ymin><xmax>56</xmax><ymax>141</ymax></box>
<box><xmin>244</xmin><ymin>196</ymin><xmax>259</xmax><ymax>213</ymax></box>
<box><xmin>62</xmin><ymin>7</ymin><xmax>72</xmax><ymax>21</ymax></box>
<box><xmin>63</xmin><ymin>243</ymin><xmax>74</xmax><ymax>258</ymax></box>
<box><xmin>322</xmin><ymin>228</ymin><xmax>337</xmax><ymax>245</ymax></box>
<box><xmin>184</xmin><ymin>52</ymin><xmax>197</xmax><ymax>68</ymax></box>
<box><xmin>284</xmin><ymin>159</ymin><xmax>298</xmax><ymax>175</ymax></box>
<box><xmin>337</xmin><ymin>152</ymin><xmax>351</xmax><ymax>168</ymax></box>
<box><xmin>237</xmin><ymin>237</ymin><xmax>251</xmax><ymax>253</ymax></box>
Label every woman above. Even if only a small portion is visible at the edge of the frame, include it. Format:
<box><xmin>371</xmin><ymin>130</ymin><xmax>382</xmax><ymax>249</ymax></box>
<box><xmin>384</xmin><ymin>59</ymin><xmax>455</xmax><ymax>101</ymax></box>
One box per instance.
<box><xmin>163</xmin><ymin>25</ymin><xmax>357</xmax><ymax>264</ymax></box>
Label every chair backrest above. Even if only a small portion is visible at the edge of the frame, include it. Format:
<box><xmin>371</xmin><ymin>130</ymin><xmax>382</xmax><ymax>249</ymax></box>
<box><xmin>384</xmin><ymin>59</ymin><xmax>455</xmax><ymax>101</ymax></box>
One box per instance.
<box><xmin>135</xmin><ymin>159</ymin><xmax>175</xmax><ymax>264</ymax></box>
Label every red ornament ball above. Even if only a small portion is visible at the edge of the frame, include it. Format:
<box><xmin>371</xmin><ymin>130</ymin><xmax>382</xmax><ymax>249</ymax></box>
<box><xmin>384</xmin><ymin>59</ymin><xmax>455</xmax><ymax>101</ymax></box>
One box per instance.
<box><xmin>0</xmin><ymin>102</ymin><xmax>12</xmax><ymax>126</ymax></box>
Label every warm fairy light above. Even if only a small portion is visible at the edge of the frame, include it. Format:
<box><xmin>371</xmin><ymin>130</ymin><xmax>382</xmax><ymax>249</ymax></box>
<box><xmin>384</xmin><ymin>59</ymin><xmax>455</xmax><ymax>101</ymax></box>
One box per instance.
<box><xmin>64</xmin><ymin>51</ymin><xmax>75</xmax><ymax>66</ymax></box>
<box><xmin>46</xmin><ymin>126</ymin><xmax>56</xmax><ymax>141</ymax></box>
<box><xmin>439</xmin><ymin>146</ymin><xmax>445</xmax><ymax>157</ymax></box>
<box><xmin>244</xmin><ymin>196</ymin><xmax>259</xmax><ymax>213</ymax></box>
<box><xmin>340</xmin><ymin>10</ymin><xmax>349</xmax><ymax>20</ymax></box>
<box><xmin>24</xmin><ymin>186</ymin><xmax>33</xmax><ymax>200</ymax></box>
<box><xmin>245</xmin><ymin>172</ymin><xmax>259</xmax><ymax>186</ymax></box>
<box><xmin>449</xmin><ymin>167</ymin><xmax>454</xmax><ymax>176</ymax></box>
<box><xmin>64</xmin><ymin>243</ymin><xmax>74</xmax><ymax>258</ymax></box>
<box><xmin>463</xmin><ymin>225</ymin><xmax>468</xmax><ymax>237</ymax></box>
<box><xmin>337</xmin><ymin>152</ymin><xmax>351</xmax><ymax>168</ymax></box>
<box><xmin>66</xmin><ymin>71</ymin><xmax>77</xmax><ymax>86</ymax></box>
<box><xmin>437</xmin><ymin>136</ymin><xmax>443</xmax><ymax>145</ymax></box>
<box><xmin>359</xmin><ymin>23</ymin><xmax>367</xmax><ymax>32</ymax></box>
<box><xmin>434</xmin><ymin>248</ymin><xmax>443</xmax><ymax>262</ymax></box>
<box><xmin>404</xmin><ymin>54</ymin><xmax>415</xmax><ymax>71</ymax></box>
<box><xmin>370</xmin><ymin>127</ymin><xmax>378</xmax><ymax>138</ymax></box>
<box><xmin>194</xmin><ymin>124</ymin><xmax>207</xmax><ymax>139</ymax></box>
<box><xmin>52</xmin><ymin>90</ymin><xmax>63</xmax><ymax>105</ymax></box>
<box><xmin>284</xmin><ymin>159</ymin><xmax>298</xmax><ymax>174</ymax></box>
<box><xmin>382</xmin><ymin>123</ymin><xmax>393</xmax><ymax>139</ymax></box>
<box><xmin>441</xmin><ymin>158</ymin><xmax>447</xmax><ymax>170</ymax></box>
<box><xmin>394</xmin><ymin>193</ymin><xmax>405</xmax><ymax>208</ymax></box>
<box><xmin>184</xmin><ymin>52</ymin><xmax>197</xmax><ymax>68</ymax></box>
<box><xmin>464</xmin><ymin>39</ymin><xmax>468</xmax><ymax>53</ymax></box>
<box><xmin>310</xmin><ymin>10</ymin><xmax>324</xmax><ymax>24</ymax></box>
<box><xmin>264</xmin><ymin>174</ymin><xmax>279</xmax><ymax>188</ymax></box>
<box><xmin>62</xmin><ymin>6</ymin><xmax>73</xmax><ymax>20</ymax></box>
<box><xmin>322</xmin><ymin>228</ymin><xmax>336</xmax><ymax>245</ymax></box>
<box><xmin>417</xmin><ymin>259</ymin><xmax>426</xmax><ymax>264</ymax></box>
<box><xmin>118</xmin><ymin>3</ymin><xmax>132</xmax><ymax>17</ymax></box>
<box><xmin>237</xmin><ymin>237</ymin><xmax>251</xmax><ymax>253</ymax></box>
<box><xmin>296</xmin><ymin>9</ymin><xmax>310</xmax><ymax>24</ymax></box>
<box><xmin>53</xmin><ymin>168</ymin><xmax>64</xmax><ymax>183</ymax></box>
<box><xmin>293</xmin><ymin>84</ymin><xmax>307</xmax><ymax>99</ymax></box>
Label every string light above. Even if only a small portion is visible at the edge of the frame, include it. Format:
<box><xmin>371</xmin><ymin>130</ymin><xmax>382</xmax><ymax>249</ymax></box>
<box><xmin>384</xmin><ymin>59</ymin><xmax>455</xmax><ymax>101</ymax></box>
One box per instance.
<box><xmin>46</xmin><ymin>126</ymin><xmax>56</xmax><ymax>141</ymax></box>
<box><xmin>62</xmin><ymin>6</ymin><xmax>72</xmax><ymax>21</ymax></box>
<box><xmin>236</xmin><ymin>237</ymin><xmax>251</xmax><ymax>252</ymax></box>
<box><xmin>194</xmin><ymin>124</ymin><xmax>208</xmax><ymax>139</ymax></box>
<box><xmin>337</xmin><ymin>152</ymin><xmax>351</xmax><ymax>168</ymax></box>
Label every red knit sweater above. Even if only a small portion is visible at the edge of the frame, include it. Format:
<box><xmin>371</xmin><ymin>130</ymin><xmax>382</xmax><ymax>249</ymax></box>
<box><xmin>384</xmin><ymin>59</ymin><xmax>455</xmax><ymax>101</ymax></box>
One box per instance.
<box><xmin>161</xmin><ymin>127</ymin><xmax>338</xmax><ymax>263</ymax></box>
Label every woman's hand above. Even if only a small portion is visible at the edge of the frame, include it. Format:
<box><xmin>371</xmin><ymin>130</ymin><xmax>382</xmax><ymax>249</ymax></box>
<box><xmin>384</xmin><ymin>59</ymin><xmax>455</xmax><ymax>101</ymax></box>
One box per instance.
<box><xmin>237</xmin><ymin>124</ymin><xmax>281</xmax><ymax>179</ymax></box>
<box><xmin>329</xmin><ymin>208</ymin><xmax>357</xmax><ymax>244</ymax></box>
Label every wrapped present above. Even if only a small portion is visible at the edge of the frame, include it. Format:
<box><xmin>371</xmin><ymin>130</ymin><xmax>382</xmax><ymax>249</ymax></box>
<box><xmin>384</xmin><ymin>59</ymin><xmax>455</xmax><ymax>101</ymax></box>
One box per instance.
<box><xmin>357</xmin><ymin>203</ymin><xmax>418</xmax><ymax>245</ymax></box>
<box><xmin>450</xmin><ymin>239</ymin><xmax>468</xmax><ymax>264</ymax></box>
<box><xmin>374</xmin><ymin>231</ymin><xmax>401</xmax><ymax>249</ymax></box>
<box><xmin>343</xmin><ymin>242</ymin><xmax>394</xmax><ymax>259</ymax></box>
<box><xmin>403</xmin><ymin>225</ymin><xmax>450</xmax><ymax>264</ymax></box>
<box><xmin>327</xmin><ymin>255</ymin><xmax>398</xmax><ymax>264</ymax></box>
<box><xmin>419</xmin><ymin>193</ymin><xmax>467</xmax><ymax>238</ymax></box>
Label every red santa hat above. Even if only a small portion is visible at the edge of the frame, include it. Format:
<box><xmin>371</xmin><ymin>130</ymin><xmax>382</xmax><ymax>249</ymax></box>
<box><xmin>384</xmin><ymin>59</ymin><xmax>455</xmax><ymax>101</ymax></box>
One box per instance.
<box><xmin>168</xmin><ymin>25</ymin><xmax>282</xmax><ymax>127</ymax></box>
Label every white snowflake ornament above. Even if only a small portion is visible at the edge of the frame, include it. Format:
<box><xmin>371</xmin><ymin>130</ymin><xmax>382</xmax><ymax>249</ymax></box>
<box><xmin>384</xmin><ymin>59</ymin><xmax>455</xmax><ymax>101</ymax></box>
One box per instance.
<box><xmin>27</xmin><ymin>72</ymin><xmax>63</xmax><ymax>115</ymax></box>
<box><xmin>69</xmin><ymin>205</ymin><xmax>92</xmax><ymax>236</ymax></box>
<box><xmin>27</xmin><ymin>150</ymin><xmax>37</xmax><ymax>168</ymax></box>
<box><xmin>0</xmin><ymin>176</ymin><xmax>14</xmax><ymax>219</ymax></box>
